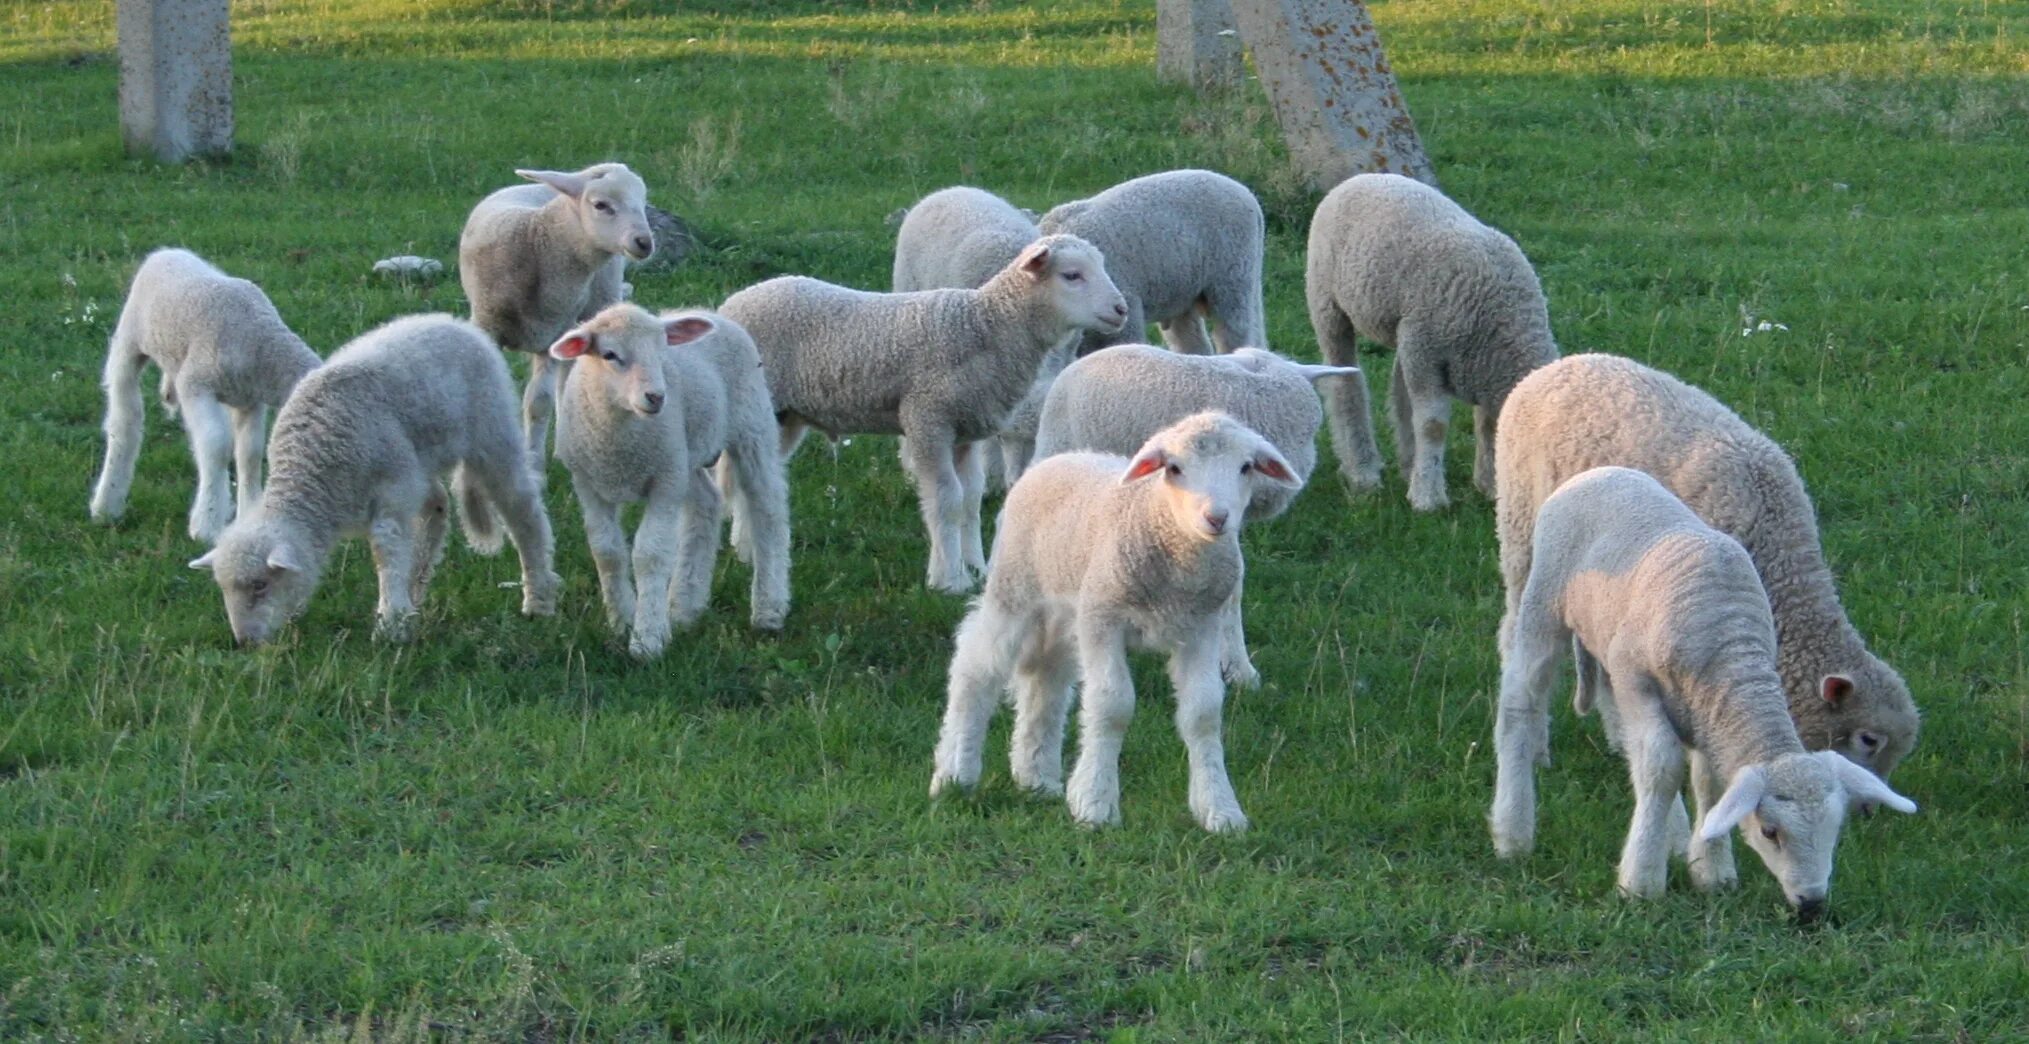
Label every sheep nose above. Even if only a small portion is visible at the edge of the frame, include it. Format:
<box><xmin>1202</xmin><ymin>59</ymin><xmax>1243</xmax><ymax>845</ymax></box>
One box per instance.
<box><xmin>1793</xmin><ymin>896</ymin><xmax>1827</xmax><ymax>923</ymax></box>
<box><xmin>642</xmin><ymin>392</ymin><xmax>665</xmax><ymax>414</ymax></box>
<box><xmin>1110</xmin><ymin>301</ymin><xmax>1128</xmax><ymax>320</ymax></box>
<box><xmin>633</xmin><ymin>234</ymin><xmax>655</xmax><ymax>257</ymax></box>
<box><xmin>1203</xmin><ymin>510</ymin><xmax>1229</xmax><ymax>535</ymax></box>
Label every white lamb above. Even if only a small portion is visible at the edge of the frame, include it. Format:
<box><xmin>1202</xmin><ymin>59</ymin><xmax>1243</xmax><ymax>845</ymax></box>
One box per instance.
<box><xmin>458</xmin><ymin>163</ymin><xmax>655</xmax><ymax>462</ymax></box>
<box><xmin>891</xmin><ymin>185</ymin><xmax>1066</xmax><ymax>484</ymax></box>
<box><xmin>549</xmin><ymin>303</ymin><xmax>791</xmax><ymax>660</ymax></box>
<box><xmin>1496</xmin><ymin>353</ymin><xmax>1921</xmax><ymax>779</ymax></box>
<box><xmin>1306</xmin><ymin>172</ymin><xmax>1559</xmax><ymax>509</ymax></box>
<box><xmin>190</xmin><ymin>315</ymin><xmax>559</xmax><ymax>646</ymax></box>
<box><xmin>1039</xmin><ymin>169</ymin><xmax>1267</xmax><ymax>356</ymax></box>
<box><xmin>930</xmin><ymin>412</ymin><xmax>1302</xmax><ymax>833</ymax></box>
<box><xmin>90</xmin><ymin>248</ymin><xmax>321</xmax><ymax>543</ymax></box>
<box><xmin>1032</xmin><ymin>344</ymin><xmax>1359</xmax><ymax>687</ymax></box>
<box><xmin>719</xmin><ymin>234</ymin><xmax>1128</xmax><ymax>593</ymax></box>
<box><xmin>1492</xmin><ymin>467</ymin><xmax>1916</xmax><ymax>919</ymax></box>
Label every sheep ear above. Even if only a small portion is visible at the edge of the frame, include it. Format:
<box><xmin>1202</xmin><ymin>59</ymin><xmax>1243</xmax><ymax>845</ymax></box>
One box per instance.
<box><xmin>517</xmin><ymin>168</ymin><xmax>589</xmax><ymax>199</ymax></box>
<box><xmin>1827</xmin><ymin>753</ymin><xmax>1918</xmax><ymax>815</ymax></box>
<box><xmin>1251</xmin><ymin>442</ymin><xmax>1303</xmax><ymax>489</ymax></box>
<box><xmin>549</xmin><ymin>330</ymin><xmax>594</xmax><ymax>360</ymax></box>
<box><xmin>1017</xmin><ymin>244</ymin><xmax>1052</xmax><ymax>279</ymax></box>
<box><xmin>1821</xmin><ymin>674</ymin><xmax>1855</xmax><ymax>706</ymax></box>
<box><xmin>664</xmin><ymin>316</ymin><xmax>716</xmax><ymax>347</ymax></box>
<box><xmin>1697</xmin><ymin>765</ymin><xmax>1768</xmax><ymax>842</ymax></box>
<box><xmin>1121</xmin><ymin>447</ymin><xmax>1168</xmax><ymax>484</ymax></box>
<box><xmin>267</xmin><ymin>543</ymin><xmax>303</xmax><ymax>574</ymax></box>
<box><xmin>188</xmin><ymin>549</ymin><xmax>218</xmax><ymax>572</ymax></box>
<box><xmin>1291</xmin><ymin>362</ymin><xmax>1362</xmax><ymax>383</ymax></box>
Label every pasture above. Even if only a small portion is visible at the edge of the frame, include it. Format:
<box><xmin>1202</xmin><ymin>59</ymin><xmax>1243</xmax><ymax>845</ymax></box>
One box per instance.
<box><xmin>2</xmin><ymin>0</ymin><xmax>2026</xmax><ymax>1037</ymax></box>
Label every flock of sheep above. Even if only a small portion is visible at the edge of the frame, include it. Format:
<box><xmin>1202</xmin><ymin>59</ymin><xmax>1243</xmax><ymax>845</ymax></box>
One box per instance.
<box><xmin>87</xmin><ymin>160</ymin><xmax>1921</xmax><ymax>921</ymax></box>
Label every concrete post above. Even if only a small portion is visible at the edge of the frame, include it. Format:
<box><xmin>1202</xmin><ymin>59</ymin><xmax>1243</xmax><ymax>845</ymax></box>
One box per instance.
<box><xmin>119</xmin><ymin>0</ymin><xmax>233</xmax><ymax>163</ymax></box>
<box><xmin>1157</xmin><ymin>0</ymin><xmax>1244</xmax><ymax>93</ymax></box>
<box><xmin>1225</xmin><ymin>0</ymin><xmax>1435</xmax><ymax>190</ymax></box>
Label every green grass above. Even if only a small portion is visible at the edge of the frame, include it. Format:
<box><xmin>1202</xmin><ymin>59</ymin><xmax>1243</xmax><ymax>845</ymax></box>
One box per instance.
<box><xmin>3</xmin><ymin>0</ymin><xmax>2027</xmax><ymax>1037</ymax></box>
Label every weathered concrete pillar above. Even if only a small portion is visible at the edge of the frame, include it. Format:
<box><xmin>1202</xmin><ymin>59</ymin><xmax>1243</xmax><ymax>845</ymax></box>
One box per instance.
<box><xmin>1157</xmin><ymin>0</ymin><xmax>1244</xmax><ymax>93</ymax></box>
<box><xmin>1226</xmin><ymin>0</ymin><xmax>1435</xmax><ymax>190</ymax></box>
<box><xmin>119</xmin><ymin>0</ymin><xmax>233</xmax><ymax>162</ymax></box>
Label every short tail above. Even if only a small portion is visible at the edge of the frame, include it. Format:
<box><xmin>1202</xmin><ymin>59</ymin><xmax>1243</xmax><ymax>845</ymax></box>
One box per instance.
<box><xmin>454</xmin><ymin>463</ymin><xmax>506</xmax><ymax>555</ymax></box>
<box><xmin>89</xmin><ymin>314</ymin><xmax>149</xmax><ymax>523</ymax></box>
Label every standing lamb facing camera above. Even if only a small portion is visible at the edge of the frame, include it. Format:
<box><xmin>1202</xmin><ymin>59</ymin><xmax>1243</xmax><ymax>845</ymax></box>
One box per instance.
<box><xmin>1495</xmin><ymin>353</ymin><xmax>1921</xmax><ymax>779</ymax></box>
<box><xmin>930</xmin><ymin>412</ymin><xmax>1302</xmax><ymax>834</ymax></box>
<box><xmin>1039</xmin><ymin>169</ymin><xmax>1267</xmax><ymax>356</ymax></box>
<box><xmin>1032</xmin><ymin>344</ymin><xmax>1360</xmax><ymax>687</ymax></box>
<box><xmin>459</xmin><ymin>162</ymin><xmax>655</xmax><ymax>464</ymax></box>
<box><xmin>891</xmin><ymin>185</ymin><xmax>1065</xmax><ymax>485</ymax></box>
<box><xmin>720</xmin><ymin>234</ymin><xmax>1128</xmax><ymax>594</ymax></box>
<box><xmin>1306</xmin><ymin>172</ymin><xmax>1559</xmax><ymax>509</ymax></box>
<box><xmin>190</xmin><ymin>315</ymin><xmax>559</xmax><ymax>647</ymax></box>
<box><xmin>549</xmin><ymin>303</ymin><xmax>791</xmax><ymax>660</ymax></box>
<box><xmin>1492</xmin><ymin>467</ymin><xmax>1915</xmax><ymax>919</ymax></box>
<box><xmin>90</xmin><ymin>248</ymin><xmax>322</xmax><ymax>543</ymax></box>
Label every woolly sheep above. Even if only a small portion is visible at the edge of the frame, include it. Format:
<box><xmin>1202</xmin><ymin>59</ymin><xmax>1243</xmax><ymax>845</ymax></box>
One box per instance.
<box><xmin>1306</xmin><ymin>172</ymin><xmax>1559</xmax><ymax>509</ymax></box>
<box><xmin>890</xmin><ymin>185</ymin><xmax>1069</xmax><ymax>486</ymax></box>
<box><xmin>190</xmin><ymin>314</ymin><xmax>559</xmax><ymax>646</ymax></box>
<box><xmin>1039</xmin><ymin>169</ymin><xmax>1266</xmax><ymax>356</ymax></box>
<box><xmin>720</xmin><ymin>234</ymin><xmax>1128</xmax><ymax>593</ymax></box>
<box><xmin>458</xmin><ymin>163</ymin><xmax>655</xmax><ymax>463</ymax></box>
<box><xmin>1495</xmin><ymin>353</ymin><xmax>1921</xmax><ymax>779</ymax></box>
<box><xmin>1491</xmin><ymin>466</ymin><xmax>1915</xmax><ymax>918</ymax></box>
<box><xmin>549</xmin><ymin>303</ymin><xmax>791</xmax><ymax>659</ymax></box>
<box><xmin>1031</xmin><ymin>344</ymin><xmax>1359</xmax><ymax>686</ymax></box>
<box><xmin>90</xmin><ymin>248</ymin><xmax>321</xmax><ymax>543</ymax></box>
<box><xmin>930</xmin><ymin>412</ymin><xmax>1302</xmax><ymax>833</ymax></box>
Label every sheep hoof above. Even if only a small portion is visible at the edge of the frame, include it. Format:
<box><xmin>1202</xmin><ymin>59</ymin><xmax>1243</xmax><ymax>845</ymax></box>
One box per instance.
<box><xmin>1222</xmin><ymin>657</ymin><xmax>1261</xmax><ymax>690</ymax></box>
<box><xmin>929</xmin><ymin>770</ymin><xmax>976</xmax><ymax>798</ymax></box>
<box><xmin>521</xmin><ymin>573</ymin><xmax>561</xmax><ymax>616</ymax></box>
<box><xmin>1340</xmin><ymin>468</ymin><xmax>1384</xmax><ymax>495</ymax></box>
<box><xmin>628</xmin><ymin>628</ymin><xmax>669</xmax><ymax>661</ymax></box>
<box><xmin>1197</xmin><ymin>805</ymin><xmax>1249</xmax><ymax>834</ymax></box>
<box><xmin>750</xmin><ymin>609</ymin><xmax>786</xmax><ymax>632</ymax></box>
<box><xmin>1066</xmin><ymin>790</ymin><xmax>1120</xmax><ymax>828</ymax></box>
<box><xmin>1408</xmin><ymin>488</ymin><xmax>1450</xmax><ymax>513</ymax></box>
<box><xmin>1491</xmin><ymin>832</ymin><xmax>1533</xmax><ymax>860</ymax></box>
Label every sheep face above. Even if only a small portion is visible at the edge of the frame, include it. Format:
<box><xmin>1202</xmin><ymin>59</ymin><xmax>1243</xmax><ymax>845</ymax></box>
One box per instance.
<box><xmin>189</xmin><ymin>515</ymin><xmax>317</xmax><ymax>647</ymax></box>
<box><xmin>1820</xmin><ymin>661</ymin><xmax>1920</xmax><ymax>781</ymax></box>
<box><xmin>1699</xmin><ymin>751</ymin><xmax>1916</xmax><ymax>920</ymax></box>
<box><xmin>518</xmin><ymin>163</ymin><xmax>655</xmax><ymax>262</ymax></box>
<box><xmin>1122</xmin><ymin>412</ymin><xmax>1301</xmax><ymax>541</ymax></box>
<box><xmin>1017</xmin><ymin>235</ymin><xmax>1128</xmax><ymax>336</ymax></box>
<box><xmin>551</xmin><ymin>305</ymin><xmax>718</xmax><ymax>419</ymax></box>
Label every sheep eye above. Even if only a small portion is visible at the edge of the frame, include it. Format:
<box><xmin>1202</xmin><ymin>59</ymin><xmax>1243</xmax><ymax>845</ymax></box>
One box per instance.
<box><xmin>593</xmin><ymin>200</ymin><xmax>614</xmax><ymax>214</ymax></box>
<box><xmin>249</xmin><ymin>578</ymin><xmax>269</xmax><ymax>597</ymax></box>
<box><xmin>1061</xmin><ymin>271</ymin><xmax>1083</xmax><ymax>283</ymax></box>
<box><xmin>1761</xmin><ymin>824</ymin><xmax>1780</xmax><ymax>844</ymax></box>
<box><xmin>1239</xmin><ymin>461</ymin><xmax>1253</xmax><ymax>475</ymax></box>
<box><xmin>1165</xmin><ymin>463</ymin><xmax>1181</xmax><ymax>477</ymax></box>
<box><xmin>1858</xmin><ymin>732</ymin><xmax>1881</xmax><ymax>752</ymax></box>
<box><xmin>602</xmin><ymin>351</ymin><xmax>621</xmax><ymax>364</ymax></box>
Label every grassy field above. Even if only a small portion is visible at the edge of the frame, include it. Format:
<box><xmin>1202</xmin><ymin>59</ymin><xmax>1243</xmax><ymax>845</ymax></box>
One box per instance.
<box><xmin>3</xmin><ymin>0</ymin><xmax>2027</xmax><ymax>1037</ymax></box>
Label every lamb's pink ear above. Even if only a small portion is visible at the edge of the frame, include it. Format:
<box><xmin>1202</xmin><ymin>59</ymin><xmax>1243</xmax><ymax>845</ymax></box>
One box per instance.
<box><xmin>516</xmin><ymin>168</ymin><xmax>588</xmax><ymax>198</ymax></box>
<box><xmin>1828</xmin><ymin>754</ymin><xmax>1918</xmax><ymax>815</ymax></box>
<box><xmin>267</xmin><ymin>543</ymin><xmax>304</xmax><ymax>574</ymax></box>
<box><xmin>1822</xmin><ymin>674</ymin><xmax>1855</xmax><ymax>707</ymax></box>
<box><xmin>1017</xmin><ymin>243</ymin><xmax>1052</xmax><ymax>279</ymax></box>
<box><xmin>1251</xmin><ymin>442</ymin><xmax>1302</xmax><ymax>489</ymax></box>
<box><xmin>1121</xmin><ymin>447</ymin><xmax>1168</xmax><ymax>484</ymax></box>
<box><xmin>549</xmin><ymin>330</ymin><xmax>593</xmax><ymax>360</ymax></box>
<box><xmin>664</xmin><ymin>316</ymin><xmax>716</xmax><ymax>346</ymax></box>
<box><xmin>188</xmin><ymin>549</ymin><xmax>218</xmax><ymax>572</ymax></box>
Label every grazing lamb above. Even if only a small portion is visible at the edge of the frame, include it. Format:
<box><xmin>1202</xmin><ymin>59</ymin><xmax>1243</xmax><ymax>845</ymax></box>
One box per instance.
<box><xmin>930</xmin><ymin>412</ymin><xmax>1302</xmax><ymax>833</ymax></box>
<box><xmin>720</xmin><ymin>234</ymin><xmax>1128</xmax><ymax>593</ymax></box>
<box><xmin>1492</xmin><ymin>467</ymin><xmax>1916</xmax><ymax>918</ymax></box>
<box><xmin>1039</xmin><ymin>169</ymin><xmax>1266</xmax><ymax>356</ymax></box>
<box><xmin>1496</xmin><ymin>353</ymin><xmax>1921</xmax><ymax>779</ymax></box>
<box><xmin>1306</xmin><ymin>172</ymin><xmax>1559</xmax><ymax>509</ymax></box>
<box><xmin>458</xmin><ymin>163</ymin><xmax>655</xmax><ymax>463</ymax></box>
<box><xmin>890</xmin><ymin>186</ymin><xmax>1068</xmax><ymax>486</ymax></box>
<box><xmin>549</xmin><ymin>303</ymin><xmax>791</xmax><ymax>660</ymax></box>
<box><xmin>189</xmin><ymin>315</ymin><xmax>559</xmax><ymax>646</ymax></box>
<box><xmin>1032</xmin><ymin>344</ymin><xmax>1359</xmax><ymax>687</ymax></box>
<box><xmin>90</xmin><ymin>248</ymin><xmax>321</xmax><ymax>542</ymax></box>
